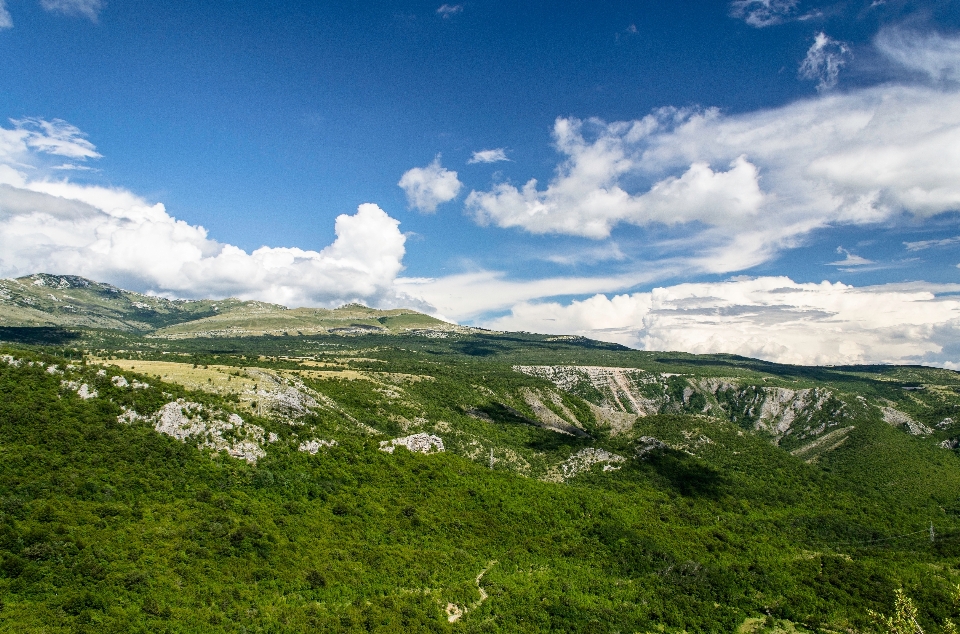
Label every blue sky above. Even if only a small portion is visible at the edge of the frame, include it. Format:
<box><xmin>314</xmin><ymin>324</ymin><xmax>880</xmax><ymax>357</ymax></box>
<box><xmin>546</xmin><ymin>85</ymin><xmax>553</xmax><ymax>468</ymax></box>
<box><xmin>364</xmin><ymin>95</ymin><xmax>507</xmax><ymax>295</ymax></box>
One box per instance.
<box><xmin>3</xmin><ymin>0</ymin><xmax>960</xmax><ymax>366</ymax></box>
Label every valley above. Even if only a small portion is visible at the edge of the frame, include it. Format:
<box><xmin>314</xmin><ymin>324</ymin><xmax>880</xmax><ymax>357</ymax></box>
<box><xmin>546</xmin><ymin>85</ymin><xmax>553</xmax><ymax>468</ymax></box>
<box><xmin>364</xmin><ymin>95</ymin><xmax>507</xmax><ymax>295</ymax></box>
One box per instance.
<box><xmin>2</xmin><ymin>275</ymin><xmax>960</xmax><ymax>632</ymax></box>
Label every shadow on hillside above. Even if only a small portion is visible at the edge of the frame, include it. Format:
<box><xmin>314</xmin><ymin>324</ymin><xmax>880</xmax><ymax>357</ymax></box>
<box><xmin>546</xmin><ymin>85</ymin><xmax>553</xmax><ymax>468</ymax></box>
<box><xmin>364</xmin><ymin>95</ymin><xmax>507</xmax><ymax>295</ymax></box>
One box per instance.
<box><xmin>644</xmin><ymin>450</ymin><xmax>725</xmax><ymax>498</ymax></box>
<box><xmin>454</xmin><ymin>340</ymin><xmax>502</xmax><ymax>357</ymax></box>
<box><xmin>653</xmin><ymin>355</ymin><xmax>944</xmax><ymax>389</ymax></box>
<box><xmin>0</xmin><ymin>327</ymin><xmax>82</xmax><ymax>346</ymax></box>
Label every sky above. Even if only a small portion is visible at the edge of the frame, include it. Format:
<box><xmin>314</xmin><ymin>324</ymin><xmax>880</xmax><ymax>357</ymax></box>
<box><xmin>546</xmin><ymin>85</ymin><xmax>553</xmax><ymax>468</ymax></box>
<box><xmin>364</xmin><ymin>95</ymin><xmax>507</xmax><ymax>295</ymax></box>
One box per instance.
<box><xmin>3</xmin><ymin>0</ymin><xmax>960</xmax><ymax>366</ymax></box>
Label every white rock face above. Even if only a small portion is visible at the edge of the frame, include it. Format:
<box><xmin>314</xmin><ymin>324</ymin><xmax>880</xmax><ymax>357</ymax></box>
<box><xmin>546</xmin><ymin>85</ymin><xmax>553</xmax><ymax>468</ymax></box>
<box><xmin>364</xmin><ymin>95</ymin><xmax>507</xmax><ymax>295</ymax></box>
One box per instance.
<box><xmin>117</xmin><ymin>406</ymin><xmax>148</xmax><ymax>425</ymax></box>
<box><xmin>544</xmin><ymin>448</ymin><xmax>626</xmax><ymax>482</ymax></box>
<box><xmin>379</xmin><ymin>433</ymin><xmax>444</xmax><ymax>454</ymax></box>
<box><xmin>76</xmin><ymin>384</ymin><xmax>98</xmax><ymax>400</ymax></box>
<box><xmin>298</xmin><ymin>439</ymin><xmax>338</xmax><ymax>454</ymax></box>
<box><xmin>881</xmin><ymin>407</ymin><xmax>932</xmax><ymax>436</ymax></box>
<box><xmin>246</xmin><ymin>369</ymin><xmax>319</xmax><ymax>421</ymax></box>
<box><xmin>111</xmin><ymin>375</ymin><xmax>129</xmax><ymax>387</ymax></box>
<box><xmin>515</xmin><ymin>365</ymin><xmax>661</xmax><ymax>416</ymax></box>
<box><xmin>154</xmin><ymin>400</ymin><xmax>267</xmax><ymax>463</ymax></box>
<box><xmin>45</xmin><ymin>365</ymin><xmax>62</xmax><ymax>375</ymax></box>
<box><xmin>0</xmin><ymin>355</ymin><xmax>20</xmax><ymax>367</ymax></box>
<box><xmin>747</xmin><ymin>387</ymin><xmax>833</xmax><ymax>436</ymax></box>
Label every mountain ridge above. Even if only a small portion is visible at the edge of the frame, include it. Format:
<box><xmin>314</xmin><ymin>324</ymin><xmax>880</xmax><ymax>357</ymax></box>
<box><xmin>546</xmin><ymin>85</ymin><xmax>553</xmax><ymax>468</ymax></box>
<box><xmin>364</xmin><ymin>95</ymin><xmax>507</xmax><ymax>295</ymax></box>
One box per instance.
<box><xmin>0</xmin><ymin>273</ymin><xmax>459</xmax><ymax>337</ymax></box>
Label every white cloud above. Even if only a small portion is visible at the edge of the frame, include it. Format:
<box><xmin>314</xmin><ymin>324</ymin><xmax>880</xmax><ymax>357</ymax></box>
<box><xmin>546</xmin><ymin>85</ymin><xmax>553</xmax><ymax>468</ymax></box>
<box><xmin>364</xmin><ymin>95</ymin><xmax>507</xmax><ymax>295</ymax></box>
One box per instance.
<box><xmin>465</xmin><ymin>32</ymin><xmax>960</xmax><ymax>276</ymax></box>
<box><xmin>396</xmin><ymin>269</ymin><xmax>651</xmax><ymax>321</ymax></box>
<box><xmin>827</xmin><ymin>247</ymin><xmax>872</xmax><ymax>266</ymax></box>
<box><xmin>0</xmin><ymin>0</ymin><xmax>12</xmax><ymax>29</ymax></box>
<box><xmin>876</xmin><ymin>28</ymin><xmax>960</xmax><ymax>83</ymax></box>
<box><xmin>468</xmin><ymin>148</ymin><xmax>510</xmax><ymax>164</ymax></box>
<box><xmin>11</xmin><ymin>118</ymin><xmax>101</xmax><ymax>159</ymax></box>
<box><xmin>904</xmin><ymin>236</ymin><xmax>960</xmax><ymax>251</ymax></box>
<box><xmin>729</xmin><ymin>0</ymin><xmax>798</xmax><ymax>27</ymax></box>
<box><xmin>0</xmin><ymin>119</ymin><xmax>411</xmax><ymax>309</ymax></box>
<box><xmin>487</xmin><ymin>276</ymin><xmax>960</xmax><ymax>367</ymax></box>
<box><xmin>799</xmin><ymin>32</ymin><xmax>850</xmax><ymax>92</ymax></box>
<box><xmin>436</xmin><ymin>4</ymin><xmax>462</xmax><ymax>18</ymax></box>
<box><xmin>398</xmin><ymin>156</ymin><xmax>462</xmax><ymax>213</ymax></box>
<box><xmin>39</xmin><ymin>0</ymin><xmax>103</xmax><ymax>21</ymax></box>
<box><xmin>466</xmin><ymin>118</ymin><xmax>766</xmax><ymax>239</ymax></box>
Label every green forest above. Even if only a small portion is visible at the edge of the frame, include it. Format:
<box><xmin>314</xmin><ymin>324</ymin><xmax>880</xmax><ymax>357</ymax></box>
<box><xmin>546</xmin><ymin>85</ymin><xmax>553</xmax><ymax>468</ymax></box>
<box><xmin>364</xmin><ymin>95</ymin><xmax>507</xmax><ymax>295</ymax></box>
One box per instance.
<box><xmin>2</xmin><ymin>285</ymin><xmax>960</xmax><ymax>632</ymax></box>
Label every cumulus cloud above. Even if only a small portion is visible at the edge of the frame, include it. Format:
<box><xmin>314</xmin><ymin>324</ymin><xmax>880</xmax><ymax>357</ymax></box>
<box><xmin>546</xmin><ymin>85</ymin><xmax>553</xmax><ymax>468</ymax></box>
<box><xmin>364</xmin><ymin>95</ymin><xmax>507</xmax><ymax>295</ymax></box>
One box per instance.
<box><xmin>39</xmin><ymin>0</ymin><xmax>103</xmax><ymax>21</ymax></box>
<box><xmin>398</xmin><ymin>156</ymin><xmax>462</xmax><ymax>213</ymax></box>
<box><xmin>487</xmin><ymin>277</ymin><xmax>960</xmax><ymax>367</ymax></box>
<box><xmin>466</xmin><ymin>118</ymin><xmax>765</xmax><ymax>239</ymax></box>
<box><xmin>729</xmin><ymin>0</ymin><xmax>798</xmax><ymax>27</ymax></box>
<box><xmin>468</xmin><ymin>148</ymin><xmax>510</xmax><ymax>164</ymax></box>
<box><xmin>0</xmin><ymin>119</ymin><xmax>411</xmax><ymax>308</ymax></box>
<box><xmin>0</xmin><ymin>1</ymin><xmax>12</xmax><ymax>29</ymax></box>
<box><xmin>436</xmin><ymin>4</ymin><xmax>462</xmax><ymax>18</ymax></box>
<box><xmin>799</xmin><ymin>32</ymin><xmax>850</xmax><ymax>92</ymax></box>
<box><xmin>465</xmin><ymin>32</ymin><xmax>960</xmax><ymax>275</ymax></box>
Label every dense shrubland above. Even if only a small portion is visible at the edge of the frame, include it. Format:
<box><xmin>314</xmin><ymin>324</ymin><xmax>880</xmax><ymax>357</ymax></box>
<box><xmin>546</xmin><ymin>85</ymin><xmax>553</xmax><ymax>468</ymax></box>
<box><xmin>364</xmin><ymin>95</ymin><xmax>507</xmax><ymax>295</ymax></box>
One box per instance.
<box><xmin>2</xmin><ymin>327</ymin><xmax>960</xmax><ymax>632</ymax></box>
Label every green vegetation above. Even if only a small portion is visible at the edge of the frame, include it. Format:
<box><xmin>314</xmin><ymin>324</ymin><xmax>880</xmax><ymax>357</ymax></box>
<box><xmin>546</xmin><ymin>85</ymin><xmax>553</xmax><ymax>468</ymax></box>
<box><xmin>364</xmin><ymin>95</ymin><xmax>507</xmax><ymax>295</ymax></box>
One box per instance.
<box><xmin>3</xmin><ymin>276</ymin><xmax>960</xmax><ymax>631</ymax></box>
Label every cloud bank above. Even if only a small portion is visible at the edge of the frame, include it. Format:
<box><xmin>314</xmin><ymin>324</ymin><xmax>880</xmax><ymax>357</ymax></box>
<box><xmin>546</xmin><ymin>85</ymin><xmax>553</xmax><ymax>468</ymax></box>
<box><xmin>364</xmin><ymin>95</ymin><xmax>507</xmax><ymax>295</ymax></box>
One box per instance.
<box><xmin>488</xmin><ymin>277</ymin><xmax>960</xmax><ymax>367</ymax></box>
<box><xmin>0</xmin><ymin>119</ymin><xmax>410</xmax><ymax>308</ymax></box>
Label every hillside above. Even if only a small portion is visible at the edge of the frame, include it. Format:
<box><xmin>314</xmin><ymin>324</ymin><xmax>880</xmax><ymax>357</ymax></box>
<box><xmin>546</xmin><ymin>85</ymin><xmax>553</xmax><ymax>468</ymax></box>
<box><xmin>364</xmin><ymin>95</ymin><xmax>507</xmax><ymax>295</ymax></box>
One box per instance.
<box><xmin>0</xmin><ymin>274</ymin><xmax>458</xmax><ymax>337</ymax></box>
<box><xmin>2</xmin><ymin>276</ymin><xmax>960</xmax><ymax>632</ymax></box>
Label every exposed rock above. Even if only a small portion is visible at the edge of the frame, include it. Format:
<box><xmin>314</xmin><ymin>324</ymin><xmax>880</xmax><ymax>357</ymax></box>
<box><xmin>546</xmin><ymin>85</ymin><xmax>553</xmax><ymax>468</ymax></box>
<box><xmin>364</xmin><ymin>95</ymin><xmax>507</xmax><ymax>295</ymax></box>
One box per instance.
<box><xmin>111</xmin><ymin>375</ymin><xmax>129</xmax><ymax>387</ymax></box>
<box><xmin>0</xmin><ymin>355</ymin><xmax>20</xmax><ymax>366</ymax></box>
<box><xmin>379</xmin><ymin>433</ymin><xmax>444</xmax><ymax>454</ymax></box>
<box><xmin>519</xmin><ymin>388</ymin><xmax>589</xmax><ymax>437</ymax></box>
<box><xmin>154</xmin><ymin>400</ymin><xmax>267</xmax><ymax>463</ymax></box>
<box><xmin>514</xmin><ymin>365</ymin><xmax>661</xmax><ymax>415</ymax></box>
<box><xmin>543</xmin><ymin>448</ymin><xmax>625</xmax><ymax>482</ymax></box>
<box><xmin>298</xmin><ymin>439</ymin><xmax>338</xmax><ymax>454</ymax></box>
<box><xmin>246</xmin><ymin>368</ymin><xmax>320</xmax><ymax>421</ymax></box>
<box><xmin>790</xmin><ymin>426</ymin><xmax>855</xmax><ymax>462</ymax></box>
<box><xmin>585</xmin><ymin>401</ymin><xmax>637</xmax><ymax>435</ymax></box>
<box><xmin>937</xmin><ymin>417</ymin><xmax>955</xmax><ymax>429</ymax></box>
<box><xmin>881</xmin><ymin>407</ymin><xmax>932</xmax><ymax>436</ymax></box>
<box><xmin>76</xmin><ymin>384</ymin><xmax>97</xmax><ymax>400</ymax></box>
<box><xmin>117</xmin><ymin>406</ymin><xmax>148</xmax><ymax>425</ymax></box>
<box><xmin>636</xmin><ymin>436</ymin><xmax>668</xmax><ymax>458</ymax></box>
<box><xmin>940</xmin><ymin>438</ymin><xmax>960</xmax><ymax>450</ymax></box>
